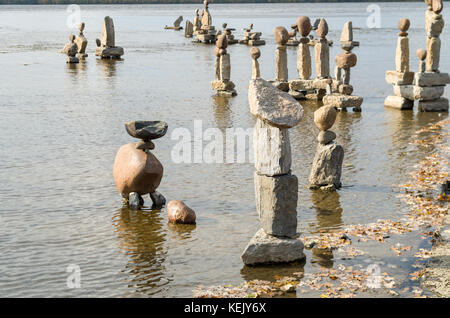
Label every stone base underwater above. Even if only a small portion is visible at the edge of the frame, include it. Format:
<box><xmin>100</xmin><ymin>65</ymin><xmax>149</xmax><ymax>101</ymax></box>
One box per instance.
<box><xmin>241</xmin><ymin>228</ymin><xmax>306</xmax><ymax>266</ymax></box>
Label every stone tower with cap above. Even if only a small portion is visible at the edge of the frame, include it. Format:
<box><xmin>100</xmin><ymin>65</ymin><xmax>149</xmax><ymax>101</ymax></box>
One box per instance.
<box><xmin>210</xmin><ymin>34</ymin><xmax>236</xmax><ymax>97</ymax></box>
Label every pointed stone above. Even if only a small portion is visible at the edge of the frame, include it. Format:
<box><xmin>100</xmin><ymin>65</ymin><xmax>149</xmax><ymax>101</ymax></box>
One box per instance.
<box><xmin>340</xmin><ymin>21</ymin><xmax>353</xmax><ymax>42</ymax></box>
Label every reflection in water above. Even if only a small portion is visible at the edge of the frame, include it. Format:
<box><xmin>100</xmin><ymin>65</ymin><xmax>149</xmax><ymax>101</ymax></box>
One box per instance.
<box><xmin>97</xmin><ymin>58</ymin><xmax>119</xmax><ymax>78</ymax></box>
<box><xmin>212</xmin><ymin>95</ymin><xmax>232</xmax><ymax>129</ymax></box>
<box><xmin>113</xmin><ymin>208</ymin><xmax>168</xmax><ymax>296</ymax></box>
<box><xmin>167</xmin><ymin>223</ymin><xmax>196</xmax><ymax>241</ymax></box>
<box><xmin>240</xmin><ymin>260</ymin><xmax>306</xmax><ymax>283</ymax></box>
<box><xmin>310</xmin><ymin>190</ymin><xmax>343</xmax><ymax>232</ymax></box>
<box><xmin>311</xmin><ymin>247</ymin><xmax>334</xmax><ymax>268</ymax></box>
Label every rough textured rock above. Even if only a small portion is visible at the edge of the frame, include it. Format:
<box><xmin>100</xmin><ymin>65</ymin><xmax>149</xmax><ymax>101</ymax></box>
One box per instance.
<box><xmin>315</xmin><ymin>39</ymin><xmax>330</xmax><ymax>78</ymax></box>
<box><xmin>185</xmin><ymin>20</ymin><xmax>194</xmax><ymax>37</ymax></box>
<box><xmin>297</xmin><ymin>16</ymin><xmax>312</xmax><ymax>37</ymax></box>
<box><xmin>253</xmin><ymin>118</ymin><xmax>291</xmax><ymax>176</ymax></box>
<box><xmin>128</xmin><ymin>192</ymin><xmax>142</xmax><ymax>210</ymax></box>
<box><xmin>393</xmin><ymin>84</ymin><xmax>444</xmax><ymax>101</ymax></box>
<box><xmin>273</xmin><ymin>26</ymin><xmax>289</xmax><ymax>45</ymax></box>
<box><xmin>414</xmin><ymin>72</ymin><xmax>450</xmax><ymax>86</ymax></box>
<box><xmin>275</xmin><ymin>46</ymin><xmax>288</xmax><ymax>82</ymax></box>
<box><xmin>384</xmin><ymin>95</ymin><xmax>414</xmax><ymax>110</ymax></box>
<box><xmin>211</xmin><ymin>80</ymin><xmax>235</xmax><ymax>91</ymax></box>
<box><xmin>248</xmin><ymin>78</ymin><xmax>304</xmax><ymax>128</ymax></box>
<box><xmin>297</xmin><ymin>42</ymin><xmax>311</xmax><ymax>80</ymax></box>
<box><xmin>385</xmin><ymin>70</ymin><xmax>414</xmax><ymax>85</ymax></box>
<box><xmin>101</xmin><ymin>16</ymin><xmax>115</xmax><ymax>47</ymax></box>
<box><xmin>323</xmin><ymin>94</ymin><xmax>363</xmax><ymax>109</ymax></box>
<box><xmin>113</xmin><ymin>143</ymin><xmax>163</xmax><ymax>197</ymax></box>
<box><xmin>395</xmin><ymin>36</ymin><xmax>410</xmax><ymax>73</ymax></box>
<box><xmin>220</xmin><ymin>53</ymin><xmax>231</xmax><ymax>81</ymax></box>
<box><xmin>314</xmin><ymin>105</ymin><xmax>337</xmax><ymax>131</ymax></box>
<box><xmin>418</xmin><ymin>98</ymin><xmax>449</xmax><ymax>112</ymax></box>
<box><xmin>254</xmin><ymin>173</ymin><xmax>298</xmax><ymax>238</ymax></box>
<box><xmin>241</xmin><ymin>228</ymin><xmax>305</xmax><ymax>265</ymax></box>
<box><xmin>426</xmin><ymin>36</ymin><xmax>441</xmax><ymax>72</ymax></box>
<box><xmin>125</xmin><ymin>121</ymin><xmax>168</xmax><ymax>141</ymax></box>
<box><xmin>334</xmin><ymin>52</ymin><xmax>357</xmax><ymax>69</ymax></box>
<box><xmin>166</xmin><ymin>200</ymin><xmax>196</xmax><ymax>224</ymax></box>
<box><xmin>309</xmin><ymin>142</ymin><xmax>344</xmax><ymax>189</ymax></box>
<box><xmin>398</xmin><ymin>18</ymin><xmax>411</xmax><ymax>34</ymax></box>
<box><xmin>416</xmin><ymin>48</ymin><xmax>427</xmax><ymax>61</ymax></box>
<box><xmin>150</xmin><ymin>191</ymin><xmax>166</xmax><ymax>208</ymax></box>
<box><xmin>316</xmin><ymin>18</ymin><xmax>328</xmax><ymax>39</ymax></box>
<box><xmin>340</xmin><ymin>21</ymin><xmax>353</xmax><ymax>42</ymax></box>
<box><xmin>318</xmin><ymin>130</ymin><xmax>336</xmax><ymax>145</ymax></box>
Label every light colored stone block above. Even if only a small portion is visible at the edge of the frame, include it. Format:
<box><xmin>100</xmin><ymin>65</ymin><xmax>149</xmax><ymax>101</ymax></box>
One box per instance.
<box><xmin>309</xmin><ymin>142</ymin><xmax>344</xmax><ymax>189</ymax></box>
<box><xmin>384</xmin><ymin>95</ymin><xmax>414</xmax><ymax>110</ymax></box>
<box><xmin>314</xmin><ymin>39</ymin><xmax>330</xmax><ymax>78</ymax></box>
<box><xmin>275</xmin><ymin>46</ymin><xmax>288</xmax><ymax>82</ymax></box>
<box><xmin>426</xmin><ymin>36</ymin><xmax>441</xmax><ymax>72</ymax></box>
<box><xmin>322</xmin><ymin>94</ymin><xmax>363</xmax><ymax>109</ymax></box>
<box><xmin>395</xmin><ymin>36</ymin><xmax>409</xmax><ymax>73</ymax></box>
<box><xmin>385</xmin><ymin>70</ymin><xmax>414</xmax><ymax>85</ymax></box>
<box><xmin>393</xmin><ymin>85</ymin><xmax>444</xmax><ymax>101</ymax></box>
<box><xmin>414</xmin><ymin>72</ymin><xmax>450</xmax><ymax>86</ymax></box>
<box><xmin>297</xmin><ymin>42</ymin><xmax>311</xmax><ymax>80</ymax></box>
<box><xmin>418</xmin><ymin>98</ymin><xmax>449</xmax><ymax>112</ymax></box>
<box><xmin>220</xmin><ymin>53</ymin><xmax>231</xmax><ymax>81</ymax></box>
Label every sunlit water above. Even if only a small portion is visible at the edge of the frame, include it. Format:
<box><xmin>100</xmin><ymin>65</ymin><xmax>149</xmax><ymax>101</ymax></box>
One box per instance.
<box><xmin>0</xmin><ymin>3</ymin><xmax>448</xmax><ymax>297</ymax></box>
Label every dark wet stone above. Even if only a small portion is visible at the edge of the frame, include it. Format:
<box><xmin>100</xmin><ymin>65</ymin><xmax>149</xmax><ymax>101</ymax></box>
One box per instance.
<box><xmin>125</xmin><ymin>121</ymin><xmax>168</xmax><ymax>140</ymax></box>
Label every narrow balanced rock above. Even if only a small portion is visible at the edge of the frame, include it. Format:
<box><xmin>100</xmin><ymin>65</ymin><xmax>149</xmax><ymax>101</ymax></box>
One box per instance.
<box><xmin>95</xmin><ymin>16</ymin><xmax>124</xmax><ymax>59</ymax></box>
<box><xmin>242</xmin><ymin>75</ymin><xmax>305</xmax><ymax>266</ymax></box>
<box><xmin>309</xmin><ymin>106</ymin><xmax>344</xmax><ymax>191</ymax></box>
<box><xmin>270</xmin><ymin>26</ymin><xmax>289</xmax><ymax>91</ymax></box>
<box><xmin>167</xmin><ymin>200</ymin><xmax>196</xmax><ymax>224</ymax></box>
<box><xmin>211</xmin><ymin>34</ymin><xmax>236</xmax><ymax>97</ymax></box>
<box><xmin>62</xmin><ymin>34</ymin><xmax>79</xmax><ymax>64</ymax></box>
<box><xmin>165</xmin><ymin>16</ymin><xmax>183</xmax><ymax>30</ymax></box>
<box><xmin>75</xmin><ymin>22</ymin><xmax>88</xmax><ymax>59</ymax></box>
<box><xmin>113</xmin><ymin>121</ymin><xmax>168</xmax><ymax>209</ymax></box>
<box><xmin>250</xmin><ymin>47</ymin><xmax>261</xmax><ymax>79</ymax></box>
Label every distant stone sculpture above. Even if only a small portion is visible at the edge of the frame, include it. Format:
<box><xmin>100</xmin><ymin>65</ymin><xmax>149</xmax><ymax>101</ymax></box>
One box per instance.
<box><xmin>322</xmin><ymin>21</ymin><xmax>363</xmax><ymax>112</ymax></box>
<box><xmin>113</xmin><ymin>121</ymin><xmax>168</xmax><ymax>210</ymax></box>
<box><xmin>286</xmin><ymin>23</ymin><xmax>299</xmax><ymax>47</ymax></box>
<box><xmin>309</xmin><ymin>106</ymin><xmax>344</xmax><ymax>191</ymax></box>
<box><xmin>165</xmin><ymin>16</ymin><xmax>183</xmax><ymax>30</ymax></box>
<box><xmin>250</xmin><ymin>47</ymin><xmax>261</xmax><ymax>80</ymax></box>
<box><xmin>95</xmin><ymin>16</ymin><xmax>124</xmax><ymax>59</ymax></box>
<box><xmin>239</xmin><ymin>23</ymin><xmax>266</xmax><ymax>46</ymax></box>
<box><xmin>75</xmin><ymin>22</ymin><xmax>88</xmax><ymax>60</ymax></box>
<box><xmin>194</xmin><ymin>0</ymin><xmax>216</xmax><ymax>43</ymax></box>
<box><xmin>222</xmin><ymin>23</ymin><xmax>237</xmax><ymax>44</ymax></box>
<box><xmin>270</xmin><ymin>26</ymin><xmax>289</xmax><ymax>92</ymax></box>
<box><xmin>167</xmin><ymin>200</ymin><xmax>196</xmax><ymax>224</ymax></box>
<box><xmin>62</xmin><ymin>34</ymin><xmax>79</xmax><ymax>64</ymax></box>
<box><xmin>241</xmin><ymin>77</ymin><xmax>305</xmax><ymax>266</ymax></box>
<box><xmin>385</xmin><ymin>3</ymin><xmax>449</xmax><ymax>112</ymax></box>
<box><xmin>315</xmin><ymin>19</ymin><xmax>330</xmax><ymax>79</ymax></box>
<box><xmin>185</xmin><ymin>20</ymin><xmax>194</xmax><ymax>37</ymax></box>
<box><xmin>211</xmin><ymin>34</ymin><xmax>236</xmax><ymax>97</ymax></box>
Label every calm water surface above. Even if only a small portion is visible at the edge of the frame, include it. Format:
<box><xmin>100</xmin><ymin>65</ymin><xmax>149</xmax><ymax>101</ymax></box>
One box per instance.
<box><xmin>0</xmin><ymin>3</ymin><xmax>449</xmax><ymax>297</ymax></box>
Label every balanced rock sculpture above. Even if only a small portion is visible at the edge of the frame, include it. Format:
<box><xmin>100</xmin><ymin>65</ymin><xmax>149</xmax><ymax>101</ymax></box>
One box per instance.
<box><xmin>62</xmin><ymin>34</ymin><xmax>79</xmax><ymax>64</ymax></box>
<box><xmin>95</xmin><ymin>16</ymin><xmax>124</xmax><ymax>59</ymax></box>
<box><xmin>75</xmin><ymin>22</ymin><xmax>88</xmax><ymax>60</ymax></box>
<box><xmin>242</xmin><ymin>53</ymin><xmax>305</xmax><ymax>265</ymax></box>
<box><xmin>113</xmin><ymin>121</ymin><xmax>168</xmax><ymax>210</ymax></box>
<box><xmin>322</xmin><ymin>21</ymin><xmax>363</xmax><ymax>112</ymax></box>
<box><xmin>165</xmin><ymin>16</ymin><xmax>183</xmax><ymax>30</ymax></box>
<box><xmin>239</xmin><ymin>23</ymin><xmax>266</xmax><ymax>46</ymax></box>
<box><xmin>308</xmin><ymin>106</ymin><xmax>344</xmax><ymax>191</ymax></box>
<box><xmin>270</xmin><ymin>26</ymin><xmax>290</xmax><ymax>92</ymax></box>
<box><xmin>194</xmin><ymin>0</ymin><xmax>216</xmax><ymax>44</ymax></box>
<box><xmin>250</xmin><ymin>47</ymin><xmax>261</xmax><ymax>80</ymax></box>
<box><xmin>211</xmin><ymin>34</ymin><xmax>236</xmax><ymax>97</ymax></box>
<box><xmin>222</xmin><ymin>23</ymin><xmax>238</xmax><ymax>44</ymax></box>
<box><xmin>185</xmin><ymin>20</ymin><xmax>194</xmax><ymax>38</ymax></box>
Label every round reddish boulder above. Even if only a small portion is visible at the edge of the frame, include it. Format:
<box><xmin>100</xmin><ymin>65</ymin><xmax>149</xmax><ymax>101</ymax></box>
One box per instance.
<box><xmin>297</xmin><ymin>16</ymin><xmax>312</xmax><ymax>37</ymax></box>
<box><xmin>334</xmin><ymin>52</ymin><xmax>357</xmax><ymax>68</ymax></box>
<box><xmin>167</xmin><ymin>200</ymin><xmax>196</xmax><ymax>224</ymax></box>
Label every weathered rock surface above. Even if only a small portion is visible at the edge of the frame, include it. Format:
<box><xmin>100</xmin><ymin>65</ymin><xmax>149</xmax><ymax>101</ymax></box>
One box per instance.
<box><xmin>254</xmin><ymin>172</ymin><xmax>298</xmax><ymax>238</ymax></box>
<box><xmin>315</xmin><ymin>39</ymin><xmax>330</xmax><ymax>78</ymax></box>
<box><xmin>384</xmin><ymin>95</ymin><xmax>414</xmax><ymax>110</ymax></box>
<box><xmin>113</xmin><ymin>143</ymin><xmax>163</xmax><ymax>197</ymax></box>
<box><xmin>248</xmin><ymin>78</ymin><xmax>303</xmax><ymax>128</ymax></box>
<box><xmin>166</xmin><ymin>200</ymin><xmax>196</xmax><ymax>224</ymax></box>
<box><xmin>101</xmin><ymin>16</ymin><xmax>115</xmax><ymax>47</ymax></box>
<box><xmin>309</xmin><ymin>142</ymin><xmax>344</xmax><ymax>189</ymax></box>
<box><xmin>393</xmin><ymin>84</ymin><xmax>444</xmax><ymax>101</ymax></box>
<box><xmin>241</xmin><ymin>229</ymin><xmax>305</xmax><ymax>265</ymax></box>
<box><xmin>275</xmin><ymin>46</ymin><xmax>288</xmax><ymax>82</ymax></box>
<box><xmin>125</xmin><ymin>121</ymin><xmax>168</xmax><ymax>141</ymax></box>
<box><xmin>323</xmin><ymin>94</ymin><xmax>363</xmax><ymax>109</ymax></box>
<box><xmin>318</xmin><ymin>130</ymin><xmax>336</xmax><ymax>145</ymax></box>
<box><xmin>418</xmin><ymin>98</ymin><xmax>449</xmax><ymax>112</ymax></box>
<box><xmin>414</xmin><ymin>72</ymin><xmax>450</xmax><ymax>86</ymax></box>
<box><xmin>314</xmin><ymin>105</ymin><xmax>337</xmax><ymax>131</ymax></box>
<box><xmin>385</xmin><ymin>70</ymin><xmax>414</xmax><ymax>85</ymax></box>
<box><xmin>395</xmin><ymin>36</ymin><xmax>410</xmax><ymax>73</ymax></box>
<box><xmin>297</xmin><ymin>42</ymin><xmax>311</xmax><ymax>80</ymax></box>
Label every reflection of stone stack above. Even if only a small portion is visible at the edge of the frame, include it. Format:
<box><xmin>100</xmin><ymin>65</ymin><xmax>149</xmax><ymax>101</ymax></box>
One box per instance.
<box><xmin>210</xmin><ymin>35</ymin><xmax>236</xmax><ymax>97</ymax></box>
<box><xmin>270</xmin><ymin>26</ymin><xmax>290</xmax><ymax>92</ymax></box>
<box><xmin>385</xmin><ymin>18</ymin><xmax>415</xmax><ymax>110</ymax></box>
<box><xmin>242</xmin><ymin>73</ymin><xmax>305</xmax><ymax>266</ymax></box>
<box><xmin>239</xmin><ymin>24</ymin><xmax>266</xmax><ymax>46</ymax></box>
<box><xmin>95</xmin><ymin>16</ymin><xmax>124</xmax><ymax>59</ymax></box>
<box><xmin>309</xmin><ymin>106</ymin><xmax>344</xmax><ymax>191</ymax></box>
<box><xmin>323</xmin><ymin>21</ymin><xmax>363</xmax><ymax>112</ymax></box>
<box><xmin>222</xmin><ymin>23</ymin><xmax>238</xmax><ymax>44</ymax></box>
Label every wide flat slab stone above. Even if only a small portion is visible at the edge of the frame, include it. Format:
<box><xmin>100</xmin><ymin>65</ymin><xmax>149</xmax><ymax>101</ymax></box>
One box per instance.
<box><xmin>241</xmin><ymin>228</ymin><xmax>305</xmax><ymax>265</ymax></box>
<box><xmin>322</xmin><ymin>94</ymin><xmax>363</xmax><ymax>109</ymax></box>
<box><xmin>418</xmin><ymin>98</ymin><xmax>449</xmax><ymax>112</ymax></box>
<box><xmin>414</xmin><ymin>72</ymin><xmax>450</xmax><ymax>86</ymax></box>
<box><xmin>248</xmin><ymin>78</ymin><xmax>303</xmax><ymax>128</ymax></box>
<box><xmin>384</xmin><ymin>95</ymin><xmax>414</xmax><ymax>110</ymax></box>
<box><xmin>385</xmin><ymin>70</ymin><xmax>414</xmax><ymax>85</ymax></box>
<box><xmin>211</xmin><ymin>80</ymin><xmax>235</xmax><ymax>91</ymax></box>
<box><xmin>289</xmin><ymin>78</ymin><xmax>330</xmax><ymax>91</ymax></box>
<box><xmin>394</xmin><ymin>84</ymin><xmax>444</xmax><ymax>101</ymax></box>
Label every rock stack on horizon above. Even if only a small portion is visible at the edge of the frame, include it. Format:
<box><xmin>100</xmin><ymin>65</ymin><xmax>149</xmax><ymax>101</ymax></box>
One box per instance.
<box><xmin>193</xmin><ymin>0</ymin><xmax>217</xmax><ymax>44</ymax></box>
<box><xmin>239</xmin><ymin>23</ymin><xmax>266</xmax><ymax>46</ymax></box>
<box><xmin>211</xmin><ymin>34</ymin><xmax>237</xmax><ymax>97</ymax></box>
<box><xmin>95</xmin><ymin>16</ymin><xmax>124</xmax><ymax>59</ymax></box>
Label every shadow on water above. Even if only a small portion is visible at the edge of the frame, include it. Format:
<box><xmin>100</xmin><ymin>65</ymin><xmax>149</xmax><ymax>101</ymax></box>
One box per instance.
<box><xmin>113</xmin><ymin>207</ymin><xmax>168</xmax><ymax>296</ymax></box>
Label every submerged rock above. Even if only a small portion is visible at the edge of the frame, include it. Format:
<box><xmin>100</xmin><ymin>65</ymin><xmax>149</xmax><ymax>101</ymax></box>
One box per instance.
<box><xmin>167</xmin><ymin>200</ymin><xmax>196</xmax><ymax>224</ymax></box>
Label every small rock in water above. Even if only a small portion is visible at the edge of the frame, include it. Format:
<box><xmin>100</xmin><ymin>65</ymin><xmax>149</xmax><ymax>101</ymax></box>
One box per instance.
<box><xmin>167</xmin><ymin>200</ymin><xmax>196</xmax><ymax>224</ymax></box>
<box><xmin>150</xmin><ymin>191</ymin><xmax>166</xmax><ymax>209</ymax></box>
<box><xmin>280</xmin><ymin>284</ymin><xmax>296</xmax><ymax>293</ymax></box>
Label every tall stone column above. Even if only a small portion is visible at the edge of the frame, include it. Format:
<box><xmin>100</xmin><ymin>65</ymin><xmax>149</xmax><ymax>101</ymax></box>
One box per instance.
<box><xmin>425</xmin><ymin>3</ymin><xmax>444</xmax><ymax>72</ymax></box>
<box><xmin>296</xmin><ymin>16</ymin><xmax>312</xmax><ymax>80</ymax></box>
<box><xmin>271</xmin><ymin>26</ymin><xmax>289</xmax><ymax>91</ymax></box>
<box><xmin>396</xmin><ymin>19</ymin><xmax>410</xmax><ymax>73</ymax></box>
<box><xmin>250</xmin><ymin>47</ymin><xmax>261</xmax><ymax>79</ymax></box>
<box><xmin>210</xmin><ymin>34</ymin><xmax>236</xmax><ymax>97</ymax></box>
<box><xmin>314</xmin><ymin>18</ymin><xmax>330</xmax><ymax>79</ymax></box>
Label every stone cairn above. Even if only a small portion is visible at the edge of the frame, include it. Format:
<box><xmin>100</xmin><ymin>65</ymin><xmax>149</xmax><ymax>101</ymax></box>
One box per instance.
<box><xmin>242</xmin><ymin>52</ymin><xmax>305</xmax><ymax>265</ymax></box>
<box><xmin>194</xmin><ymin>0</ymin><xmax>216</xmax><ymax>44</ymax></box>
<box><xmin>222</xmin><ymin>23</ymin><xmax>238</xmax><ymax>44</ymax></box>
<box><xmin>239</xmin><ymin>24</ymin><xmax>266</xmax><ymax>46</ymax></box>
<box><xmin>308</xmin><ymin>105</ymin><xmax>344</xmax><ymax>191</ymax></box>
<box><xmin>164</xmin><ymin>16</ymin><xmax>183</xmax><ymax>30</ymax></box>
<box><xmin>185</xmin><ymin>19</ymin><xmax>194</xmax><ymax>38</ymax></box>
<box><xmin>322</xmin><ymin>21</ymin><xmax>363</xmax><ymax>112</ymax></box>
<box><xmin>386</xmin><ymin>1</ymin><xmax>449</xmax><ymax>112</ymax></box>
<box><xmin>269</xmin><ymin>27</ymin><xmax>290</xmax><ymax>92</ymax></box>
<box><xmin>62</xmin><ymin>34</ymin><xmax>79</xmax><ymax>64</ymax></box>
<box><xmin>210</xmin><ymin>34</ymin><xmax>236</xmax><ymax>97</ymax></box>
<box><xmin>95</xmin><ymin>16</ymin><xmax>124</xmax><ymax>59</ymax></box>
<box><xmin>75</xmin><ymin>22</ymin><xmax>88</xmax><ymax>60</ymax></box>
<box><xmin>250</xmin><ymin>47</ymin><xmax>261</xmax><ymax>80</ymax></box>
<box><xmin>113</xmin><ymin>121</ymin><xmax>168</xmax><ymax>210</ymax></box>
<box><xmin>287</xmin><ymin>23</ymin><xmax>299</xmax><ymax>47</ymax></box>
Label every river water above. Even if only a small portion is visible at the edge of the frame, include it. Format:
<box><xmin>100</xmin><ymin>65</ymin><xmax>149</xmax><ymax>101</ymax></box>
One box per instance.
<box><xmin>0</xmin><ymin>3</ymin><xmax>448</xmax><ymax>297</ymax></box>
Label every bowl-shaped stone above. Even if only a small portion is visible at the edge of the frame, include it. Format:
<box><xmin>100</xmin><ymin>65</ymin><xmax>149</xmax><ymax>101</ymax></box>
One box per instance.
<box><xmin>125</xmin><ymin>121</ymin><xmax>168</xmax><ymax>140</ymax></box>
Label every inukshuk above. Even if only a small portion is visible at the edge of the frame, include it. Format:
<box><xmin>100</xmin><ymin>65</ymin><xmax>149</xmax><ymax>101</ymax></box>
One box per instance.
<box><xmin>239</xmin><ymin>24</ymin><xmax>266</xmax><ymax>46</ymax></box>
<box><xmin>164</xmin><ymin>16</ymin><xmax>183</xmax><ymax>30</ymax></box>
<box><xmin>222</xmin><ymin>23</ymin><xmax>238</xmax><ymax>44</ymax></box>
<box><xmin>75</xmin><ymin>22</ymin><xmax>88</xmax><ymax>60</ymax></box>
<box><xmin>113</xmin><ymin>121</ymin><xmax>167</xmax><ymax>210</ymax></box>
<box><xmin>95</xmin><ymin>16</ymin><xmax>124</xmax><ymax>59</ymax></box>
<box><xmin>308</xmin><ymin>105</ymin><xmax>344</xmax><ymax>191</ymax></box>
<box><xmin>62</xmin><ymin>34</ymin><xmax>79</xmax><ymax>64</ymax></box>
<box><xmin>194</xmin><ymin>0</ymin><xmax>216</xmax><ymax>44</ymax></box>
<box><xmin>270</xmin><ymin>26</ymin><xmax>290</xmax><ymax>92</ymax></box>
<box><xmin>241</xmin><ymin>60</ymin><xmax>305</xmax><ymax>265</ymax></box>
<box><xmin>289</xmin><ymin>17</ymin><xmax>330</xmax><ymax>101</ymax></box>
<box><xmin>322</xmin><ymin>21</ymin><xmax>363</xmax><ymax>112</ymax></box>
<box><xmin>384</xmin><ymin>18</ymin><xmax>415</xmax><ymax>109</ymax></box>
<box><xmin>211</xmin><ymin>34</ymin><xmax>236</xmax><ymax>97</ymax></box>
